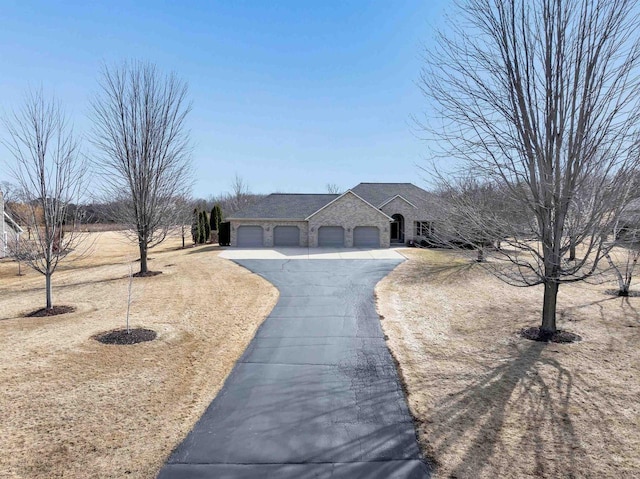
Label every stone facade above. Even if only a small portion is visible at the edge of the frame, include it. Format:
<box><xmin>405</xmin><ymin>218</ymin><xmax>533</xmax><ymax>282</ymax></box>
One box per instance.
<box><xmin>307</xmin><ymin>192</ymin><xmax>391</xmax><ymax>247</ymax></box>
<box><xmin>230</xmin><ymin>220</ymin><xmax>308</xmax><ymax>247</ymax></box>
<box><xmin>380</xmin><ymin>196</ymin><xmax>419</xmax><ymax>243</ymax></box>
<box><xmin>227</xmin><ymin>191</ymin><xmax>437</xmax><ymax>248</ymax></box>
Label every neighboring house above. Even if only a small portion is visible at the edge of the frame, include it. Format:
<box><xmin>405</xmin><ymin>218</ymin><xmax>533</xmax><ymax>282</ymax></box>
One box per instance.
<box><xmin>227</xmin><ymin>182</ymin><xmax>437</xmax><ymax>248</ymax></box>
<box><xmin>0</xmin><ymin>190</ymin><xmax>24</xmax><ymax>258</ymax></box>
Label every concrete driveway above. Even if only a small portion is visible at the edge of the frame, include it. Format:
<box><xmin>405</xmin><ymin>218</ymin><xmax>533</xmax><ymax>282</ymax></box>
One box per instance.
<box><xmin>219</xmin><ymin>246</ymin><xmax>406</xmax><ymax>260</ymax></box>
<box><xmin>157</xmin><ymin>258</ymin><xmax>430</xmax><ymax>479</ymax></box>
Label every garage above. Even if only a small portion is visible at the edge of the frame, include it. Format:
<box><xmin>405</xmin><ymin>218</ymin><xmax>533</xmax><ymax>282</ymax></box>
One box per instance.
<box><xmin>236</xmin><ymin>225</ymin><xmax>264</xmax><ymax>247</ymax></box>
<box><xmin>274</xmin><ymin>225</ymin><xmax>300</xmax><ymax>246</ymax></box>
<box><xmin>318</xmin><ymin>226</ymin><xmax>345</xmax><ymax>247</ymax></box>
<box><xmin>353</xmin><ymin>226</ymin><xmax>380</xmax><ymax>248</ymax></box>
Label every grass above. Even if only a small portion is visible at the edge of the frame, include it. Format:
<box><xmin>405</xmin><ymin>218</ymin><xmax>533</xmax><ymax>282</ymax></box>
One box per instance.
<box><xmin>0</xmin><ymin>231</ymin><xmax>278</xmax><ymax>478</ymax></box>
<box><xmin>376</xmin><ymin>247</ymin><xmax>640</xmax><ymax>479</ymax></box>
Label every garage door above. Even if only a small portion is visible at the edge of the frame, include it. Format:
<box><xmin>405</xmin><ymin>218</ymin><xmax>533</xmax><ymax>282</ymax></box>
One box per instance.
<box><xmin>353</xmin><ymin>226</ymin><xmax>380</xmax><ymax>248</ymax></box>
<box><xmin>274</xmin><ymin>226</ymin><xmax>300</xmax><ymax>246</ymax></box>
<box><xmin>237</xmin><ymin>225</ymin><xmax>264</xmax><ymax>247</ymax></box>
<box><xmin>318</xmin><ymin>226</ymin><xmax>344</xmax><ymax>247</ymax></box>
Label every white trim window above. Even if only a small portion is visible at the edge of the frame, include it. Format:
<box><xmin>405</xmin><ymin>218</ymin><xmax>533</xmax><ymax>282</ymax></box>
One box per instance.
<box><xmin>415</xmin><ymin>221</ymin><xmax>432</xmax><ymax>237</ymax></box>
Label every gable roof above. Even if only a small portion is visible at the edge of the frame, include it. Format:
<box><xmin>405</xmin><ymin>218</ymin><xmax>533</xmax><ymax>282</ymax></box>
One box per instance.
<box><xmin>305</xmin><ymin>190</ymin><xmax>393</xmax><ymax>220</ymax></box>
<box><xmin>378</xmin><ymin>194</ymin><xmax>418</xmax><ymax>209</ymax></box>
<box><xmin>226</xmin><ymin>183</ymin><xmax>435</xmax><ymax>221</ymax></box>
<box><xmin>228</xmin><ymin>194</ymin><xmax>338</xmax><ymax>220</ymax></box>
<box><xmin>350</xmin><ymin>183</ymin><xmax>433</xmax><ymax>210</ymax></box>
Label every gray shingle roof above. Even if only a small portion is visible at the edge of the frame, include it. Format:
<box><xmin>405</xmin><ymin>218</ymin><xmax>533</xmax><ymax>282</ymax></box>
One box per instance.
<box><xmin>350</xmin><ymin>183</ymin><xmax>433</xmax><ymax>210</ymax></box>
<box><xmin>228</xmin><ymin>194</ymin><xmax>338</xmax><ymax>220</ymax></box>
<box><xmin>228</xmin><ymin>183</ymin><xmax>436</xmax><ymax>220</ymax></box>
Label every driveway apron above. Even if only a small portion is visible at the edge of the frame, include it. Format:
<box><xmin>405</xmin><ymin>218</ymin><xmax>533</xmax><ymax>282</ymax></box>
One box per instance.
<box><xmin>158</xmin><ymin>259</ymin><xmax>430</xmax><ymax>478</ymax></box>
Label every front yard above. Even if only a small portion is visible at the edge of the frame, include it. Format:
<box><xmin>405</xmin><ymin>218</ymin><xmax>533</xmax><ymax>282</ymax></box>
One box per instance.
<box><xmin>377</xmin><ymin>248</ymin><xmax>640</xmax><ymax>478</ymax></box>
<box><xmin>0</xmin><ymin>232</ymin><xmax>278</xmax><ymax>478</ymax></box>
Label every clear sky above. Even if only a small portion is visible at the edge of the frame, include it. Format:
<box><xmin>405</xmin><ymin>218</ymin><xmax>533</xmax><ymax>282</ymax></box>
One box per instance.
<box><xmin>0</xmin><ymin>0</ymin><xmax>448</xmax><ymax>198</ymax></box>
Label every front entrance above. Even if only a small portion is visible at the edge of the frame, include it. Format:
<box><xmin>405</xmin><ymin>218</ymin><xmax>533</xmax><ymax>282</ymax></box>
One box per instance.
<box><xmin>391</xmin><ymin>214</ymin><xmax>404</xmax><ymax>243</ymax></box>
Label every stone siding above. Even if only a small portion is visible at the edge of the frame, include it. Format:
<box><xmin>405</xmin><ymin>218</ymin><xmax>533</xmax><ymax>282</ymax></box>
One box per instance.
<box><xmin>230</xmin><ymin>220</ymin><xmax>308</xmax><ymax>247</ymax></box>
<box><xmin>308</xmin><ymin>192</ymin><xmax>391</xmax><ymax>247</ymax></box>
<box><xmin>381</xmin><ymin>197</ymin><xmax>420</xmax><ymax>243</ymax></box>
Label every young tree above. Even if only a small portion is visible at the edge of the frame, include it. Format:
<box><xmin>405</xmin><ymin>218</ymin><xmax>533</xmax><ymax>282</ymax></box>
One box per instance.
<box><xmin>173</xmin><ymin>195</ymin><xmax>194</xmax><ymax>249</ymax></box>
<box><xmin>421</xmin><ymin>0</ymin><xmax>640</xmax><ymax>337</ymax></box>
<box><xmin>2</xmin><ymin>90</ymin><xmax>88</xmax><ymax>310</ymax></box>
<box><xmin>604</xmin><ymin>207</ymin><xmax>640</xmax><ymax>296</ymax></box>
<box><xmin>91</xmin><ymin>60</ymin><xmax>193</xmax><ymax>274</ymax></box>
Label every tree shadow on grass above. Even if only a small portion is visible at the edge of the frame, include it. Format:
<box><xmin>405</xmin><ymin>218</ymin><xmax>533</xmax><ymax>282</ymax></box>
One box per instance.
<box><xmin>424</xmin><ymin>341</ymin><xmax>608</xmax><ymax>478</ymax></box>
<box><xmin>186</xmin><ymin>245</ymin><xmax>224</xmax><ymax>255</ymax></box>
<box><xmin>400</xmin><ymin>261</ymin><xmax>479</xmax><ymax>285</ymax></box>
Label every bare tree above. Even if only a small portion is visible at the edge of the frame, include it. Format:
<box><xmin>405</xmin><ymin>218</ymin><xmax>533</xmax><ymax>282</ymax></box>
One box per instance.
<box><xmin>173</xmin><ymin>195</ymin><xmax>195</xmax><ymax>248</ymax></box>
<box><xmin>226</xmin><ymin>173</ymin><xmax>251</xmax><ymax>214</ymax></box>
<box><xmin>91</xmin><ymin>61</ymin><xmax>193</xmax><ymax>274</ymax></box>
<box><xmin>326</xmin><ymin>183</ymin><xmax>342</xmax><ymax>194</ymax></box>
<box><xmin>2</xmin><ymin>90</ymin><xmax>88</xmax><ymax>310</ymax></box>
<box><xmin>604</xmin><ymin>205</ymin><xmax>640</xmax><ymax>296</ymax></box>
<box><xmin>420</xmin><ymin>0</ymin><xmax>640</xmax><ymax>337</ymax></box>
<box><xmin>432</xmin><ymin>176</ymin><xmax>521</xmax><ymax>262</ymax></box>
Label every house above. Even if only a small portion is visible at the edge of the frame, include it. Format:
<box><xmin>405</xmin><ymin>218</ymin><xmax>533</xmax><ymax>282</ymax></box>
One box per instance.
<box><xmin>0</xmin><ymin>190</ymin><xmax>23</xmax><ymax>258</ymax></box>
<box><xmin>227</xmin><ymin>182</ymin><xmax>436</xmax><ymax>248</ymax></box>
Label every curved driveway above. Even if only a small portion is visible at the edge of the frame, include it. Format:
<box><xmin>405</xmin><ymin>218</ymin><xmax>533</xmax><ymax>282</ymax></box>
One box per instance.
<box><xmin>158</xmin><ymin>258</ymin><xmax>430</xmax><ymax>478</ymax></box>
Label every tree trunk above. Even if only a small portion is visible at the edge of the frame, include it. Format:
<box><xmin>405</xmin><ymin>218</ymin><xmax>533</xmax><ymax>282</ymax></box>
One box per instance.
<box><xmin>541</xmin><ymin>281</ymin><xmax>559</xmax><ymax>335</ymax></box>
<box><xmin>569</xmin><ymin>238</ymin><xmax>576</xmax><ymax>261</ymax></box>
<box><xmin>45</xmin><ymin>272</ymin><xmax>52</xmax><ymax>310</ymax></box>
<box><xmin>476</xmin><ymin>248</ymin><xmax>485</xmax><ymax>262</ymax></box>
<box><xmin>139</xmin><ymin>242</ymin><xmax>148</xmax><ymax>274</ymax></box>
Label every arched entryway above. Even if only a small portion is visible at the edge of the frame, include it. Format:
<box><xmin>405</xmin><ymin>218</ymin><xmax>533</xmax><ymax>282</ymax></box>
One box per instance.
<box><xmin>391</xmin><ymin>214</ymin><xmax>404</xmax><ymax>243</ymax></box>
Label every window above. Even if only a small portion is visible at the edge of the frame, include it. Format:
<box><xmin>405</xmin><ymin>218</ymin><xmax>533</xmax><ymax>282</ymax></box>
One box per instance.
<box><xmin>415</xmin><ymin>221</ymin><xmax>432</xmax><ymax>237</ymax></box>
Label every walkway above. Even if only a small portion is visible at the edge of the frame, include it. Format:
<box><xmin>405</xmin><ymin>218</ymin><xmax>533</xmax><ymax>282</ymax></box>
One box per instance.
<box><xmin>157</xmin><ymin>259</ymin><xmax>430</xmax><ymax>478</ymax></box>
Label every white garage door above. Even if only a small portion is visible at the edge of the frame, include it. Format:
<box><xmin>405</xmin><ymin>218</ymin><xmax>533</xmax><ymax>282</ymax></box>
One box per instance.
<box><xmin>237</xmin><ymin>225</ymin><xmax>264</xmax><ymax>247</ymax></box>
<box><xmin>353</xmin><ymin>226</ymin><xmax>380</xmax><ymax>248</ymax></box>
<box><xmin>318</xmin><ymin>226</ymin><xmax>345</xmax><ymax>247</ymax></box>
<box><xmin>274</xmin><ymin>226</ymin><xmax>300</xmax><ymax>246</ymax></box>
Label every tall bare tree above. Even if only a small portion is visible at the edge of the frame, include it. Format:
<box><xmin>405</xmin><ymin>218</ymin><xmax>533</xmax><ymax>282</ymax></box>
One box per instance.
<box><xmin>2</xmin><ymin>90</ymin><xmax>88</xmax><ymax>310</ymax></box>
<box><xmin>421</xmin><ymin>0</ymin><xmax>640</xmax><ymax>337</ymax></box>
<box><xmin>91</xmin><ymin>61</ymin><xmax>193</xmax><ymax>274</ymax></box>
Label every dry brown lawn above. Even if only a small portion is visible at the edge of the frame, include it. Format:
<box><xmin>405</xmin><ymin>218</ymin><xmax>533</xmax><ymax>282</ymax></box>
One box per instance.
<box><xmin>0</xmin><ymin>232</ymin><xmax>278</xmax><ymax>478</ymax></box>
<box><xmin>377</xmin><ymin>248</ymin><xmax>640</xmax><ymax>479</ymax></box>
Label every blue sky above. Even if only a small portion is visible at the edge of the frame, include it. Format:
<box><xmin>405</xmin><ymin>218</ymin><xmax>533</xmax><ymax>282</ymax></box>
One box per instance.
<box><xmin>0</xmin><ymin>0</ymin><xmax>448</xmax><ymax>198</ymax></box>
